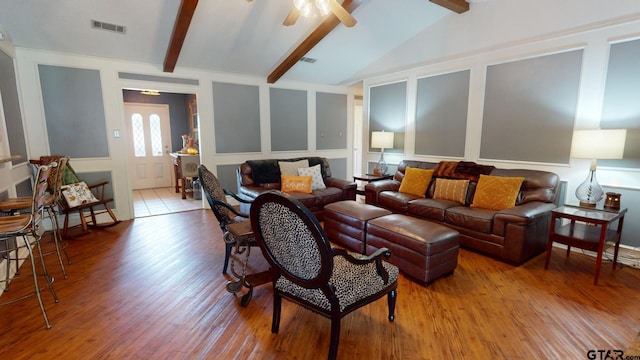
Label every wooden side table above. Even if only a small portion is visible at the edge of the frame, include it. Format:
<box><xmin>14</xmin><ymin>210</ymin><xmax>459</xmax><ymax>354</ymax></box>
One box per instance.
<box><xmin>170</xmin><ymin>153</ymin><xmax>199</xmax><ymax>199</ymax></box>
<box><xmin>353</xmin><ymin>174</ymin><xmax>393</xmax><ymax>196</ymax></box>
<box><xmin>544</xmin><ymin>205</ymin><xmax>627</xmax><ymax>285</ymax></box>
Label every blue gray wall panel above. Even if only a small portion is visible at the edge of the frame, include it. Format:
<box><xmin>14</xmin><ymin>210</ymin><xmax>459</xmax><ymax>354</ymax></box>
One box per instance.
<box><xmin>316</xmin><ymin>92</ymin><xmax>347</xmax><ymax>150</ymax></box>
<box><xmin>369</xmin><ymin>81</ymin><xmax>406</xmax><ymax>154</ymax></box>
<box><xmin>39</xmin><ymin>65</ymin><xmax>109</xmax><ymax>158</ymax></box>
<box><xmin>481</xmin><ymin>50</ymin><xmax>583</xmax><ymax>164</ymax></box>
<box><xmin>270</xmin><ymin>88</ymin><xmax>308</xmax><ymax>152</ymax></box>
<box><xmin>415</xmin><ymin>70</ymin><xmax>470</xmax><ymax>157</ymax></box>
<box><xmin>212</xmin><ymin>82</ymin><xmax>261</xmax><ymax>154</ymax></box>
<box><xmin>0</xmin><ymin>49</ymin><xmax>28</xmax><ymax>165</ymax></box>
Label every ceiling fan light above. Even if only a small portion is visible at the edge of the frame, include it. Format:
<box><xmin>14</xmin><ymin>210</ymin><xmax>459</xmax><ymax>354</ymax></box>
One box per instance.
<box><xmin>293</xmin><ymin>0</ymin><xmax>307</xmax><ymax>11</ymax></box>
<box><xmin>315</xmin><ymin>0</ymin><xmax>331</xmax><ymax>16</ymax></box>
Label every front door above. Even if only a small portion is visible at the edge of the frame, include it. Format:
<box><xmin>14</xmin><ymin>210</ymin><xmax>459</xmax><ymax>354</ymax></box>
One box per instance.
<box><xmin>124</xmin><ymin>103</ymin><xmax>172</xmax><ymax>190</ymax></box>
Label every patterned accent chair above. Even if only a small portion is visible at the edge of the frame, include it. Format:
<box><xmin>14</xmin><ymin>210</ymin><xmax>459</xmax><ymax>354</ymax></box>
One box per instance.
<box><xmin>198</xmin><ymin>165</ymin><xmax>261</xmax><ymax>305</ymax></box>
<box><xmin>250</xmin><ymin>191</ymin><xmax>399</xmax><ymax>360</ymax></box>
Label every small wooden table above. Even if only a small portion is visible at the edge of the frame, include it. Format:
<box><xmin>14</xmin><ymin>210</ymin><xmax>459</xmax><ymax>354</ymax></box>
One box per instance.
<box><xmin>226</xmin><ymin>221</ymin><xmax>273</xmax><ymax>306</ymax></box>
<box><xmin>544</xmin><ymin>205</ymin><xmax>627</xmax><ymax>285</ymax></box>
<box><xmin>170</xmin><ymin>153</ymin><xmax>199</xmax><ymax>199</ymax></box>
<box><xmin>353</xmin><ymin>174</ymin><xmax>393</xmax><ymax>195</ymax></box>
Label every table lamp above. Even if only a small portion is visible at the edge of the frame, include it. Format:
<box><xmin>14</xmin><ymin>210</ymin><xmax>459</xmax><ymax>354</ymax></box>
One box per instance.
<box><xmin>570</xmin><ymin>129</ymin><xmax>626</xmax><ymax>207</ymax></box>
<box><xmin>371</xmin><ymin>131</ymin><xmax>394</xmax><ymax>175</ymax></box>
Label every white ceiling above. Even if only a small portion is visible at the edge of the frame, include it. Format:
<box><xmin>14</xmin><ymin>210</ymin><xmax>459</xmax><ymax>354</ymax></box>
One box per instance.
<box><xmin>1</xmin><ymin>0</ymin><xmax>639</xmax><ymax>87</ymax></box>
<box><xmin>0</xmin><ymin>0</ymin><xmax>457</xmax><ymax>86</ymax></box>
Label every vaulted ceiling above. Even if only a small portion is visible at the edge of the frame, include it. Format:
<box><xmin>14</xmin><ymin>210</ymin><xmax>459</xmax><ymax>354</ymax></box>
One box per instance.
<box><xmin>0</xmin><ymin>0</ymin><xmax>471</xmax><ymax>86</ymax></box>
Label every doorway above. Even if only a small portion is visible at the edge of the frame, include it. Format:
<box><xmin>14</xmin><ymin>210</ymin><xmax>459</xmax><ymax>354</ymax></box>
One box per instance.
<box><xmin>122</xmin><ymin>90</ymin><xmax>201</xmax><ymax>218</ymax></box>
<box><xmin>124</xmin><ymin>102</ymin><xmax>172</xmax><ymax>190</ymax></box>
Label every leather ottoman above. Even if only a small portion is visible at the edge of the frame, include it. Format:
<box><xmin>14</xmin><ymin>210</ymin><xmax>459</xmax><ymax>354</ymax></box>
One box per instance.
<box><xmin>366</xmin><ymin>214</ymin><xmax>459</xmax><ymax>285</ymax></box>
<box><xmin>324</xmin><ymin>200</ymin><xmax>392</xmax><ymax>254</ymax></box>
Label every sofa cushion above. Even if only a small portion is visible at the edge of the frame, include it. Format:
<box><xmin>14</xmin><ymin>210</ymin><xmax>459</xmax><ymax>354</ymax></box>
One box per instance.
<box><xmin>398</xmin><ymin>167</ymin><xmax>433</xmax><ymax>197</ymax></box>
<box><xmin>247</xmin><ymin>160</ymin><xmax>281</xmax><ymax>184</ymax></box>
<box><xmin>433</xmin><ymin>178</ymin><xmax>469</xmax><ymax>204</ymax></box>
<box><xmin>407</xmin><ymin>198</ymin><xmax>460</xmax><ymax>222</ymax></box>
<box><xmin>471</xmin><ymin>175</ymin><xmax>525</xmax><ymax>210</ymax></box>
<box><xmin>279</xmin><ymin>159</ymin><xmax>309</xmax><ymax>176</ymax></box>
<box><xmin>379</xmin><ymin>191</ymin><xmax>421</xmax><ymax>213</ymax></box>
<box><xmin>281</xmin><ymin>175</ymin><xmax>312</xmax><ymax>194</ymax></box>
<box><xmin>298</xmin><ymin>164</ymin><xmax>326</xmax><ymax>190</ymax></box>
<box><xmin>445</xmin><ymin>206</ymin><xmax>496</xmax><ymax>236</ymax></box>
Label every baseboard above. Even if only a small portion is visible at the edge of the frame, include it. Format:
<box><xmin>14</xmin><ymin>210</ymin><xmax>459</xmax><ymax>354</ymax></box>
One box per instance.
<box><xmin>552</xmin><ymin>243</ymin><xmax>640</xmax><ymax>269</ymax></box>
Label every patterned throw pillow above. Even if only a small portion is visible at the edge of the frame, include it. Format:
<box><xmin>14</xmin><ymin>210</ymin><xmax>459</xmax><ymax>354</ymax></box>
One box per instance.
<box><xmin>281</xmin><ymin>175</ymin><xmax>313</xmax><ymax>194</ymax></box>
<box><xmin>297</xmin><ymin>164</ymin><xmax>326</xmax><ymax>191</ymax></box>
<box><xmin>471</xmin><ymin>175</ymin><xmax>525</xmax><ymax>210</ymax></box>
<box><xmin>61</xmin><ymin>181</ymin><xmax>99</xmax><ymax>207</ymax></box>
<box><xmin>433</xmin><ymin>178</ymin><xmax>469</xmax><ymax>204</ymax></box>
<box><xmin>398</xmin><ymin>167</ymin><xmax>433</xmax><ymax>197</ymax></box>
<box><xmin>278</xmin><ymin>160</ymin><xmax>309</xmax><ymax>176</ymax></box>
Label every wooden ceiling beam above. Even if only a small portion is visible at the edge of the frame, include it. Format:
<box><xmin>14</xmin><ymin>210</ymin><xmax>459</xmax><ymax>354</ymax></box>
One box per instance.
<box><xmin>429</xmin><ymin>0</ymin><xmax>469</xmax><ymax>14</ymax></box>
<box><xmin>267</xmin><ymin>0</ymin><xmax>361</xmax><ymax>84</ymax></box>
<box><xmin>163</xmin><ymin>0</ymin><xmax>199</xmax><ymax>73</ymax></box>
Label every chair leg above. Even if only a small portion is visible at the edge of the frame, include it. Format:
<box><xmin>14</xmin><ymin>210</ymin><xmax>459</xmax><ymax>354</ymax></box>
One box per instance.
<box><xmin>22</xmin><ymin>235</ymin><xmax>53</xmax><ymax>329</ymax></box>
<box><xmin>46</xmin><ymin>206</ymin><xmax>68</xmax><ymax>279</ymax></box>
<box><xmin>223</xmin><ymin>242</ymin><xmax>233</xmax><ymax>275</ymax></box>
<box><xmin>388</xmin><ymin>289</ymin><xmax>397</xmax><ymax>322</ymax></box>
<box><xmin>328</xmin><ymin>318</ymin><xmax>341</xmax><ymax>360</ymax></box>
<box><xmin>32</xmin><ymin>233</ymin><xmax>59</xmax><ymax>303</ymax></box>
<box><xmin>272</xmin><ymin>292</ymin><xmax>282</xmax><ymax>334</ymax></box>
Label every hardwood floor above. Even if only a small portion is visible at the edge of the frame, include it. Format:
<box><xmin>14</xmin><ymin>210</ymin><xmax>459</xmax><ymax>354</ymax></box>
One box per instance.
<box><xmin>1</xmin><ymin>209</ymin><xmax>640</xmax><ymax>359</ymax></box>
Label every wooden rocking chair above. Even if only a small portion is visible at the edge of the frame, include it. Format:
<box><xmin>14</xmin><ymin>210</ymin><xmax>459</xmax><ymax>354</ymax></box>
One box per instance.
<box><xmin>59</xmin><ymin>180</ymin><xmax>120</xmax><ymax>237</ymax></box>
<box><xmin>32</xmin><ymin>156</ymin><xmax>120</xmax><ymax>237</ymax></box>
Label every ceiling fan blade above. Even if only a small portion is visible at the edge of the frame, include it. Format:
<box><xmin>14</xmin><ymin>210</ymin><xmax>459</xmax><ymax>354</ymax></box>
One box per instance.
<box><xmin>283</xmin><ymin>7</ymin><xmax>300</xmax><ymax>26</ymax></box>
<box><xmin>329</xmin><ymin>0</ymin><xmax>357</xmax><ymax>27</ymax></box>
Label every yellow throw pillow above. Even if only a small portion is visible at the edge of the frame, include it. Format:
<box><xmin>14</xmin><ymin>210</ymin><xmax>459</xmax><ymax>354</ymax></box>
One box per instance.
<box><xmin>281</xmin><ymin>175</ymin><xmax>313</xmax><ymax>194</ymax></box>
<box><xmin>398</xmin><ymin>167</ymin><xmax>434</xmax><ymax>198</ymax></box>
<box><xmin>471</xmin><ymin>175</ymin><xmax>525</xmax><ymax>210</ymax></box>
<box><xmin>433</xmin><ymin>178</ymin><xmax>469</xmax><ymax>204</ymax></box>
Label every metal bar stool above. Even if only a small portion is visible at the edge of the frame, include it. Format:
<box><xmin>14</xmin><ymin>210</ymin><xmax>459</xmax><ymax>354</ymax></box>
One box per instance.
<box><xmin>0</xmin><ymin>164</ymin><xmax>60</xmax><ymax>329</ymax></box>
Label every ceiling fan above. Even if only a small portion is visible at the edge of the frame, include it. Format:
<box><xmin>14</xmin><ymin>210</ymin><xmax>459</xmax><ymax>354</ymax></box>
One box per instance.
<box><xmin>283</xmin><ymin>0</ymin><xmax>357</xmax><ymax>27</ymax></box>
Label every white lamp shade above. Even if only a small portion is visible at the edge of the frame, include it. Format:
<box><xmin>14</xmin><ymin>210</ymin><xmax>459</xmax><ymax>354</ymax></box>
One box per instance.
<box><xmin>570</xmin><ymin>129</ymin><xmax>627</xmax><ymax>159</ymax></box>
<box><xmin>371</xmin><ymin>131</ymin><xmax>394</xmax><ymax>150</ymax></box>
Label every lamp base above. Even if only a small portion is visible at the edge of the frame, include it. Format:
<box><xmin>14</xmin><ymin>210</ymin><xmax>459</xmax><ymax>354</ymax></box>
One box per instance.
<box><xmin>578</xmin><ymin>201</ymin><xmax>597</xmax><ymax>208</ymax></box>
<box><xmin>375</xmin><ymin>153</ymin><xmax>388</xmax><ymax>175</ymax></box>
<box><xmin>575</xmin><ymin>169</ymin><xmax>604</xmax><ymax>208</ymax></box>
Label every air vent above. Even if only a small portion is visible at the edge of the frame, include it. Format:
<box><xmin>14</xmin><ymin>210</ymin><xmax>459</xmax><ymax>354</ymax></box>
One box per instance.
<box><xmin>299</xmin><ymin>57</ymin><xmax>317</xmax><ymax>64</ymax></box>
<box><xmin>91</xmin><ymin>20</ymin><xmax>126</xmax><ymax>34</ymax></box>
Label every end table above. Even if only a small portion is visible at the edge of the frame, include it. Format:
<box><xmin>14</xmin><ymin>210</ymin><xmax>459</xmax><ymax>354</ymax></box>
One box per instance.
<box><xmin>353</xmin><ymin>174</ymin><xmax>393</xmax><ymax>196</ymax></box>
<box><xmin>544</xmin><ymin>205</ymin><xmax>627</xmax><ymax>285</ymax></box>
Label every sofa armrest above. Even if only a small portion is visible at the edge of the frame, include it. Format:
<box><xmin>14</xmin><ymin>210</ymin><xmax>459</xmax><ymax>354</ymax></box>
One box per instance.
<box><xmin>324</xmin><ymin>177</ymin><xmax>356</xmax><ymax>191</ymax></box>
<box><xmin>493</xmin><ymin>202</ymin><xmax>557</xmax><ymax>236</ymax></box>
<box><xmin>364</xmin><ymin>179</ymin><xmax>400</xmax><ymax>205</ymax></box>
<box><xmin>324</xmin><ymin>177</ymin><xmax>357</xmax><ymax>201</ymax></box>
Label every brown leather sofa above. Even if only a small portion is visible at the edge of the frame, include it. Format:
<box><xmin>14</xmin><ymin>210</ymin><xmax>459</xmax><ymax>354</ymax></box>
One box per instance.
<box><xmin>365</xmin><ymin>160</ymin><xmax>560</xmax><ymax>265</ymax></box>
<box><xmin>237</xmin><ymin>157</ymin><xmax>356</xmax><ymax>220</ymax></box>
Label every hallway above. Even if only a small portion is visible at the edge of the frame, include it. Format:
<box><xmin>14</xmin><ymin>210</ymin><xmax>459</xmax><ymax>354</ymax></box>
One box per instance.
<box><xmin>132</xmin><ymin>187</ymin><xmax>202</xmax><ymax>218</ymax></box>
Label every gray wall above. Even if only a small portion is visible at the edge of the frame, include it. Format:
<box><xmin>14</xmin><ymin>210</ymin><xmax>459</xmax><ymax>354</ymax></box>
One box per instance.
<box><xmin>39</xmin><ymin>65</ymin><xmax>109</xmax><ymax>158</ymax></box>
<box><xmin>602</xmin><ymin>185</ymin><xmax>639</xmax><ymax>248</ymax></box>
<box><xmin>270</xmin><ymin>88</ymin><xmax>308</xmax><ymax>151</ymax></box>
<box><xmin>212</xmin><ymin>82</ymin><xmax>261</xmax><ymax>153</ymax></box>
<box><xmin>0</xmin><ymin>49</ymin><xmax>28</xmax><ymax>166</ymax></box>
<box><xmin>415</xmin><ymin>70</ymin><xmax>470</xmax><ymax>157</ymax></box>
<box><xmin>316</xmin><ymin>92</ymin><xmax>347</xmax><ymax>150</ymax></box>
<box><xmin>599</xmin><ymin>38</ymin><xmax>640</xmax><ymax>168</ymax></box>
<box><xmin>481</xmin><ymin>50</ymin><xmax>583</xmax><ymax>164</ymax></box>
<box><xmin>369</xmin><ymin>81</ymin><xmax>406</xmax><ymax>154</ymax></box>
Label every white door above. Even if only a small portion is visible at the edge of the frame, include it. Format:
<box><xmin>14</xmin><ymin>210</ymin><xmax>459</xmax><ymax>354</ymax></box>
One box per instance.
<box><xmin>353</xmin><ymin>102</ymin><xmax>363</xmax><ymax>175</ymax></box>
<box><xmin>124</xmin><ymin>103</ymin><xmax>172</xmax><ymax>190</ymax></box>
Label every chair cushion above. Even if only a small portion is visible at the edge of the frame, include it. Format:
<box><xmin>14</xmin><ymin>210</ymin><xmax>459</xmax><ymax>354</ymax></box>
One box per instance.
<box><xmin>276</xmin><ymin>253</ymin><xmax>399</xmax><ymax>312</ymax></box>
<box><xmin>61</xmin><ymin>182</ymin><xmax>99</xmax><ymax>207</ymax></box>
